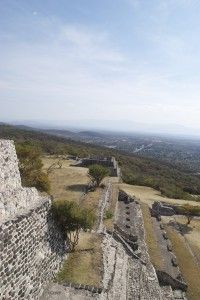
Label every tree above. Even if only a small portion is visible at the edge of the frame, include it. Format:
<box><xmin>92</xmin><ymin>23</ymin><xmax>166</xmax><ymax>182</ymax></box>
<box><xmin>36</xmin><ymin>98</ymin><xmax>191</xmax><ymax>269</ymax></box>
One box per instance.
<box><xmin>47</xmin><ymin>158</ymin><xmax>63</xmax><ymax>175</ymax></box>
<box><xmin>88</xmin><ymin>164</ymin><xmax>109</xmax><ymax>187</ymax></box>
<box><xmin>52</xmin><ymin>200</ymin><xmax>95</xmax><ymax>251</ymax></box>
<box><xmin>16</xmin><ymin>142</ymin><xmax>50</xmax><ymax>193</ymax></box>
<box><xmin>177</xmin><ymin>204</ymin><xmax>200</xmax><ymax>225</ymax></box>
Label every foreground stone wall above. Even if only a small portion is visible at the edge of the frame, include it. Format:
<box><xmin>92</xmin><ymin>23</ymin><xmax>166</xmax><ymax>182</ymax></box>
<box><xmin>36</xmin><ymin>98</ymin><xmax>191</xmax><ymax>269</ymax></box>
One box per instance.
<box><xmin>0</xmin><ymin>140</ymin><xmax>21</xmax><ymax>191</ymax></box>
<box><xmin>0</xmin><ymin>199</ymin><xmax>65</xmax><ymax>300</ymax></box>
<box><xmin>0</xmin><ymin>140</ymin><xmax>65</xmax><ymax>300</ymax></box>
<box><xmin>0</xmin><ymin>140</ymin><xmax>43</xmax><ymax>221</ymax></box>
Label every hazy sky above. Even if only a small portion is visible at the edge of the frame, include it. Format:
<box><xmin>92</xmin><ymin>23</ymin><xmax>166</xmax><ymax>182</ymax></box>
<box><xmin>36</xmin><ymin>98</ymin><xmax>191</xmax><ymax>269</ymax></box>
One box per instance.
<box><xmin>1</xmin><ymin>0</ymin><xmax>200</xmax><ymax>132</ymax></box>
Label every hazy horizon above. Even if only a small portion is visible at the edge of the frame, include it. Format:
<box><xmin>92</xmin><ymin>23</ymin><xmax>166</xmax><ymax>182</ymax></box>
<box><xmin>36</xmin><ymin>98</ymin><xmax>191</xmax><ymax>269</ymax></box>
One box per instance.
<box><xmin>1</xmin><ymin>118</ymin><xmax>199</xmax><ymax>139</ymax></box>
<box><xmin>1</xmin><ymin>1</ymin><xmax>200</xmax><ymax>134</ymax></box>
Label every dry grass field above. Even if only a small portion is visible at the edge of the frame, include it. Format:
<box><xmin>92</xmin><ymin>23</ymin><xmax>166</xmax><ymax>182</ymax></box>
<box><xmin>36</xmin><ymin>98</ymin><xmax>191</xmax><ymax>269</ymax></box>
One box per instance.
<box><xmin>56</xmin><ymin>232</ymin><xmax>103</xmax><ymax>287</ymax></box>
<box><xmin>42</xmin><ymin>156</ymin><xmax>89</xmax><ymax>203</ymax></box>
<box><xmin>170</xmin><ymin>215</ymin><xmax>200</xmax><ymax>265</ymax></box>
<box><xmin>42</xmin><ymin>156</ymin><xmax>104</xmax><ymax>225</ymax></box>
<box><xmin>42</xmin><ymin>156</ymin><xmax>105</xmax><ymax>287</ymax></box>
<box><xmin>140</xmin><ymin>202</ymin><xmax>164</xmax><ymax>270</ymax></box>
<box><xmin>120</xmin><ymin>184</ymin><xmax>200</xmax><ymax>207</ymax></box>
<box><xmin>121</xmin><ymin>183</ymin><xmax>200</xmax><ymax>299</ymax></box>
<box><xmin>164</xmin><ymin>222</ymin><xmax>200</xmax><ymax>300</ymax></box>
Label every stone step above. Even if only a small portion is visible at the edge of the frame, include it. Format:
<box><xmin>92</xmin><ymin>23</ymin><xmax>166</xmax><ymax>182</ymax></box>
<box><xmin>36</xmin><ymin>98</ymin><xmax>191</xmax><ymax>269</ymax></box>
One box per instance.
<box><xmin>173</xmin><ymin>289</ymin><xmax>188</xmax><ymax>300</ymax></box>
<box><xmin>161</xmin><ymin>286</ymin><xmax>175</xmax><ymax>300</ymax></box>
<box><xmin>127</xmin><ymin>259</ymin><xmax>163</xmax><ymax>300</ymax></box>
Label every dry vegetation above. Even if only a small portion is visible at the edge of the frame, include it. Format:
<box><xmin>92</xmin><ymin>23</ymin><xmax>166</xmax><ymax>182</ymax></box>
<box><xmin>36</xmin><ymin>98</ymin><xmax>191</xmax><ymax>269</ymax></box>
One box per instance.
<box><xmin>172</xmin><ymin>216</ymin><xmax>200</xmax><ymax>265</ymax></box>
<box><xmin>56</xmin><ymin>232</ymin><xmax>103</xmax><ymax>287</ymax></box>
<box><xmin>140</xmin><ymin>202</ymin><xmax>164</xmax><ymax>270</ymax></box>
<box><xmin>43</xmin><ymin>156</ymin><xmax>104</xmax><ymax>286</ymax></box>
<box><xmin>3</xmin><ymin>124</ymin><xmax>200</xmax><ymax>200</ymax></box>
<box><xmin>165</xmin><ymin>224</ymin><xmax>200</xmax><ymax>300</ymax></box>
<box><xmin>123</xmin><ymin>183</ymin><xmax>200</xmax><ymax>296</ymax></box>
<box><xmin>120</xmin><ymin>184</ymin><xmax>200</xmax><ymax>207</ymax></box>
<box><xmin>42</xmin><ymin>156</ymin><xmax>89</xmax><ymax>203</ymax></box>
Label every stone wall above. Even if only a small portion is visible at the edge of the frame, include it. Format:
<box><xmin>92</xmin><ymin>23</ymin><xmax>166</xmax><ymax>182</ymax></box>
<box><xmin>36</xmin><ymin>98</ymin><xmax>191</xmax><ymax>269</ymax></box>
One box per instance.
<box><xmin>0</xmin><ymin>140</ymin><xmax>21</xmax><ymax>192</ymax></box>
<box><xmin>0</xmin><ymin>140</ymin><xmax>65</xmax><ymax>300</ymax></box>
<box><xmin>0</xmin><ymin>140</ymin><xmax>43</xmax><ymax>221</ymax></box>
<box><xmin>151</xmin><ymin>201</ymin><xmax>175</xmax><ymax>217</ymax></box>
<box><xmin>76</xmin><ymin>156</ymin><xmax>120</xmax><ymax>177</ymax></box>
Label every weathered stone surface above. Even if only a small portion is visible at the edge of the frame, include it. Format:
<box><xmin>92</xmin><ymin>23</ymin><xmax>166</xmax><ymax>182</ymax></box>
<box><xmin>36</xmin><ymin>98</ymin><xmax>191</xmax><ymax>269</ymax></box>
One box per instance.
<box><xmin>152</xmin><ymin>201</ymin><xmax>175</xmax><ymax>217</ymax></box>
<box><xmin>74</xmin><ymin>156</ymin><xmax>120</xmax><ymax>177</ymax></box>
<box><xmin>0</xmin><ymin>140</ymin><xmax>65</xmax><ymax>300</ymax></box>
<box><xmin>0</xmin><ymin>140</ymin><xmax>21</xmax><ymax>192</ymax></box>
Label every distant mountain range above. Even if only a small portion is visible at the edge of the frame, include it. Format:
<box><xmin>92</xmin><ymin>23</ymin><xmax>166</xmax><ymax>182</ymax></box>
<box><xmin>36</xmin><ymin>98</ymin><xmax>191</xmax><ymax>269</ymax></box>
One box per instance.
<box><xmin>8</xmin><ymin>119</ymin><xmax>200</xmax><ymax>138</ymax></box>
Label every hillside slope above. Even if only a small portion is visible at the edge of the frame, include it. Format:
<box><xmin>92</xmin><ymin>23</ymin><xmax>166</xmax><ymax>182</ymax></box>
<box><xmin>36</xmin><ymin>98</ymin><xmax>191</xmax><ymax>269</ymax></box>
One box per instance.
<box><xmin>0</xmin><ymin>124</ymin><xmax>200</xmax><ymax>200</ymax></box>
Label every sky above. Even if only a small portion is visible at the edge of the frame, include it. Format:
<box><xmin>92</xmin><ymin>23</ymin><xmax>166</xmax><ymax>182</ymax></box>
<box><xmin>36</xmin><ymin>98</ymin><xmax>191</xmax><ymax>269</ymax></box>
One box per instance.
<box><xmin>1</xmin><ymin>0</ymin><xmax>200</xmax><ymax>134</ymax></box>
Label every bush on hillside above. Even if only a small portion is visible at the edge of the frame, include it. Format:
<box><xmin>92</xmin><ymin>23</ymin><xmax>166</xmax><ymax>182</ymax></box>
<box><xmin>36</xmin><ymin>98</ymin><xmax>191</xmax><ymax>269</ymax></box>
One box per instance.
<box><xmin>88</xmin><ymin>164</ymin><xmax>109</xmax><ymax>187</ymax></box>
<box><xmin>52</xmin><ymin>200</ymin><xmax>95</xmax><ymax>251</ymax></box>
<box><xmin>16</xmin><ymin>142</ymin><xmax>50</xmax><ymax>193</ymax></box>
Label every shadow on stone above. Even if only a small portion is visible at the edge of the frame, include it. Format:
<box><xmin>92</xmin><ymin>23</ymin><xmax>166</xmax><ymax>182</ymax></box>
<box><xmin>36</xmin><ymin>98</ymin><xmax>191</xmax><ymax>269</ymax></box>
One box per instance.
<box><xmin>46</xmin><ymin>209</ymin><xmax>66</xmax><ymax>256</ymax></box>
<box><xmin>66</xmin><ymin>184</ymin><xmax>87</xmax><ymax>192</ymax></box>
<box><xmin>168</xmin><ymin>220</ymin><xmax>193</xmax><ymax>235</ymax></box>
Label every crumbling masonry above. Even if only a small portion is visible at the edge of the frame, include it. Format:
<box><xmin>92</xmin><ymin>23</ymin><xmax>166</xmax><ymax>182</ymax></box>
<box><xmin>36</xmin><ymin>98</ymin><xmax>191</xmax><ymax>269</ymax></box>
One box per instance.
<box><xmin>0</xmin><ymin>140</ymin><xmax>65</xmax><ymax>300</ymax></box>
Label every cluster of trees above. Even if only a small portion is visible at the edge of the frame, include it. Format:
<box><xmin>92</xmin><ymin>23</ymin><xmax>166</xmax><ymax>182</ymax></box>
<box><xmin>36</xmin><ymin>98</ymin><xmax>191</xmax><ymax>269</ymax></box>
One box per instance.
<box><xmin>119</xmin><ymin>155</ymin><xmax>200</xmax><ymax>200</ymax></box>
<box><xmin>16</xmin><ymin>142</ymin><xmax>50</xmax><ymax>193</ymax></box>
<box><xmin>3</xmin><ymin>124</ymin><xmax>200</xmax><ymax>252</ymax></box>
<box><xmin>1</xmin><ymin>124</ymin><xmax>200</xmax><ymax>200</ymax></box>
<box><xmin>14</xmin><ymin>138</ymin><xmax>108</xmax><ymax>252</ymax></box>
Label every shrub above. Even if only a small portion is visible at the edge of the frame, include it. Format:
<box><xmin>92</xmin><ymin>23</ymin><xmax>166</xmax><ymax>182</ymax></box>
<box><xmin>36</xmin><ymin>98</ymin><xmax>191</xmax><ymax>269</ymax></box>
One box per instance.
<box><xmin>176</xmin><ymin>204</ymin><xmax>200</xmax><ymax>224</ymax></box>
<box><xmin>88</xmin><ymin>164</ymin><xmax>109</xmax><ymax>187</ymax></box>
<box><xmin>16</xmin><ymin>142</ymin><xmax>50</xmax><ymax>193</ymax></box>
<box><xmin>52</xmin><ymin>200</ymin><xmax>95</xmax><ymax>251</ymax></box>
<box><xmin>104</xmin><ymin>210</ymin><xmax>113</xmax><ymax>220</ymax></box>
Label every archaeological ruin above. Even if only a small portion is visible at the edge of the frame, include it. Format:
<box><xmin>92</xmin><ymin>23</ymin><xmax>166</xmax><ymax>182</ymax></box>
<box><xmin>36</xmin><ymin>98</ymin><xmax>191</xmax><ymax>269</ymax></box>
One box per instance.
<box><xmin>0</xmin><ymin>140</ymin><xmax>189</xmax><ymax>300</ymax></box>
<box><xmin>0</xmin><ymin>140</ymin><xmax>65</xmax><ymax>300</ymax></box>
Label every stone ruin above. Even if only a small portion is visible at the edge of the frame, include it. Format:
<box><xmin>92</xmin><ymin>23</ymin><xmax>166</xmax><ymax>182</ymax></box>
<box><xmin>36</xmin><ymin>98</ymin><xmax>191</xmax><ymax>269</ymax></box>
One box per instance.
<box><xmin>74</xmin><ymin>156</ymin><xmax>121</xmax><ymax>177</ymax></box>
<box><xmin>115</xmin><ymin>191</ymin><xmax>187</xmax><ymax>299</ymax></box>
<box><xmin>151</xmin><ymin>201</ymin><xmax>175</xmax><ymax>218</ymax></box>
<box><xmin>151</xmin><ymin>200</ymin><xmax>200</xmax><ymax>219</ymax></box>
<box><xmin>0</xmin><ymin>140</ymin><xmax>65</xmax><ymax>300</ymax></box>
<box><xmin>0</xmin><ymin>140</ymin><xmax>189</xmax><ymax>300</ymax></box>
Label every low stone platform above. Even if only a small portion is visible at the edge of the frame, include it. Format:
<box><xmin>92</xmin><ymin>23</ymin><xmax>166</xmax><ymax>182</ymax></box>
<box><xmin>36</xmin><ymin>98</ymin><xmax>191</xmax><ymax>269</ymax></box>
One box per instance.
<box><xmin>40</xmin><ymin>283</ymin><xmax>99</xmax><ymax>300</ymax></box>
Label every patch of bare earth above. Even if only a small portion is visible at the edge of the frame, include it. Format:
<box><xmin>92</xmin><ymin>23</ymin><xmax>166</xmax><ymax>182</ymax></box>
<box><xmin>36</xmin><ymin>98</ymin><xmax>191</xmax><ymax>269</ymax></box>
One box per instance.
<box><xmin>56</xmin><ymin>232</ymin><xmax>103</xmax><ymax>287</ymax></box>
<box><xmin>42</xmin><ymin>156</ymin><xmax>89</xmax><ymax>203</ymax></box>
<box><xmin>120</xmin><ymin>183</ymin><xmax>200</xmax><ymax>207</ymax></box>
<box><xmin>170</xmin><ymin>215</ymin><xmax>200</xmax><ymax>266</ymax></box>
<box><xmin>42</xmin><ymin>156</ymin><xmax>105</xmax><ymax>290</ymax></box>
<box><xmin>162</xmin><ymin>216</ymin><xmax>200</xmax><ymax>300</ymax></box>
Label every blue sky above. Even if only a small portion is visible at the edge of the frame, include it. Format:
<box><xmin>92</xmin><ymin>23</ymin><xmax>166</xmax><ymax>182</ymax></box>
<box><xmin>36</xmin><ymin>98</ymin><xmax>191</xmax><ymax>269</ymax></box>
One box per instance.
<box><xmin>1</xmin><ymin>0</ymin><xmax>200</xmax><ymax>133</ymax></box>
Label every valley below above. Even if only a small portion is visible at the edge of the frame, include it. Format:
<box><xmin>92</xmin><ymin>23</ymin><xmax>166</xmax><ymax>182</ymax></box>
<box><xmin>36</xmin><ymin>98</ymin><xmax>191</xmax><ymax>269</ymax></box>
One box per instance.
<box><xmin>1</xmin><ymin>124</ymin><xmax>200</xmax><ymax>300</ymax></box>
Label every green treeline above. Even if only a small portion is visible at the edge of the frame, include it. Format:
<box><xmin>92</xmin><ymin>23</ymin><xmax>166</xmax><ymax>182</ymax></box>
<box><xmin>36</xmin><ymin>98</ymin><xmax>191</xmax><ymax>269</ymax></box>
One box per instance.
<box><xmin>1</xmin><ymin>124</ymin><xmax>200</xmax><ymax>201</ymax></box>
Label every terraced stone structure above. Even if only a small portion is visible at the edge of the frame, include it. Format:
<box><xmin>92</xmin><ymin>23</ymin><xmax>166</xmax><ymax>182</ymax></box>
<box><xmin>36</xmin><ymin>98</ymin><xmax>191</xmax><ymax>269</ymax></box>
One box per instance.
<box><xmin>76</xmin><ymin>156</ymin><xmax>120</xmax><ymax>177</ymax></box>
<box><xmin>0</xmin><ymin>140</ymin><xmax>65</xmax><ymax>300</ymax></box>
